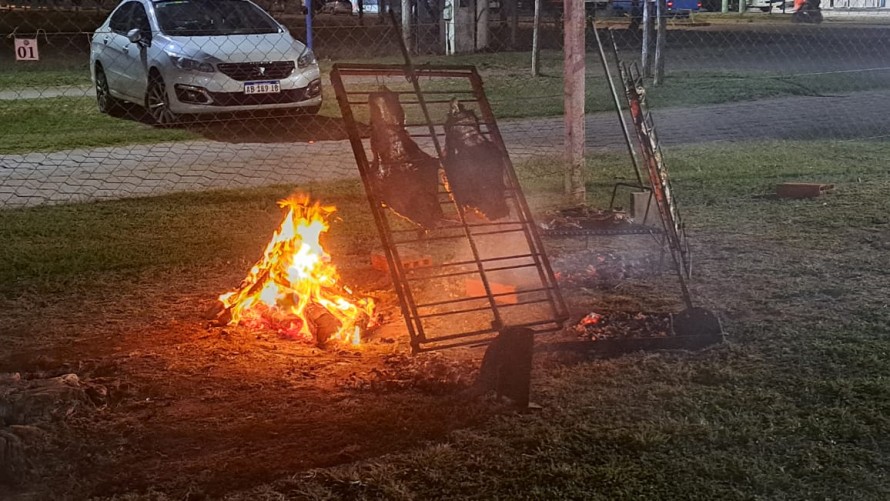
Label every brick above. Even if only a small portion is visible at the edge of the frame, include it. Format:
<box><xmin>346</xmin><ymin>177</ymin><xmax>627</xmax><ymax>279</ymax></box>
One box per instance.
<box><xmin>776</xmin><ymin>182</ymin><xmax>834</xmax><ymax>199</ymax></box>
<box><xmin>371</xmin><ymin>250</ymin><xmax>433</xmax><ymax>273</ymax></box>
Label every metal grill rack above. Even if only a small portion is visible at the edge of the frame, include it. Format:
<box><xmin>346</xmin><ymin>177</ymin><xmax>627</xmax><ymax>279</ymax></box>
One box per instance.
<box><xmin>615</xmin><ymin>58</ymin><xmax>692</xmax><ymax>280</ymax></box>
<box><xmin>330</xmin><ymin>64</ymin><xmax>569</xmax><ymax>352</ymax></box>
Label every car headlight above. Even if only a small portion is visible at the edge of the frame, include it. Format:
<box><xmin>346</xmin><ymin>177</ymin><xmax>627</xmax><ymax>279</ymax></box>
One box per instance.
<box><xmin>298</xmin><ymin>48</ymin><xmax>316</xmax><ymax>69</ymax></box>
<box><xmin>166</xmin><ymin>52</ymin><xmax>214</xmax><ymax>73</ymax></box>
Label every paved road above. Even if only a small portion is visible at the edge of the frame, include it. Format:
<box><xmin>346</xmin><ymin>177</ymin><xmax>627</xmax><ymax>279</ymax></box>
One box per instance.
<box><xmin>2</xmin><ymin>89</ymin><xmax>889</xmax><ymax>207</ymax></box>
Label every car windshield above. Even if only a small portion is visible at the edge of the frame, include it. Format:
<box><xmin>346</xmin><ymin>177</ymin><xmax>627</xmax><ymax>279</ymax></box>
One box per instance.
<box><xmin>155</xmin><ymin>0</ymin><xmax>281</xmax><ymax>36</ymax></box>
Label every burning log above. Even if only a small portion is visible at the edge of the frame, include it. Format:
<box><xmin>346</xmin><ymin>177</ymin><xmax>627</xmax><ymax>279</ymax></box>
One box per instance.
<box><xmin>217</xmin><ymin>195</ymin><xmax>375</xmax><ymax>346</ymax></box>
<box><xmin>442</xmin><ymin>99</ymin><xmax>509</xmax><ymax>220</ymax></box>
<box><xmin>369</xmin><ymin>87</ymin><xmax>444</xmax><ymax>230</ymax></box>
<box><xmin>305</xmin><ymin>302</ymin><xmax>341</xmax><ymax>347</ymax></box>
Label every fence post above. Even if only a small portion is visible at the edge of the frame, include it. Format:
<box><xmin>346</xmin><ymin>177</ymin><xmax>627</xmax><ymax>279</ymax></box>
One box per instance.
<box><xmin>642</xmin><ymin>0</ymin><xmax>652</xmax><ymax>77</ymax></box>
<box><xmin>402</xmin><ymin>0</ymin><xmax>412</xmax><ymax>52</ymax></box>
<box><xmin>654</xmin><ymin>0</ymin><xmax>666</xmax><ymax>85</ymax></box>
<box><xmin>532</xmin><ymin>0</ymin><xmax>542</xmax><ymax>75</ymax></box>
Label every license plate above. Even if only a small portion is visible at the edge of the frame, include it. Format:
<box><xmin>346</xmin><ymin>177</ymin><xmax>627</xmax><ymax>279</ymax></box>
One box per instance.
<box><xmin>244</xmin><ymin>81</ymin><xmax>280</xmax><ymax>95</ymax></box>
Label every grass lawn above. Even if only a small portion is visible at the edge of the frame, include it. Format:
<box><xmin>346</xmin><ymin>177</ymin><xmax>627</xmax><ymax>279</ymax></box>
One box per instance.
<box><xmin>1</xmin><ymin>140</ymin><xmax>889</xmax><ymax>498</ymax></box>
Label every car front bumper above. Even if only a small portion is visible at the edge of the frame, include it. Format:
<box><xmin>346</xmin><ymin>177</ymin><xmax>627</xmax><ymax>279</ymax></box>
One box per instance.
<box><xmin>165</xmin><ymin>67</ymin><xmax>322</xmax><ymax>114</ymax></box>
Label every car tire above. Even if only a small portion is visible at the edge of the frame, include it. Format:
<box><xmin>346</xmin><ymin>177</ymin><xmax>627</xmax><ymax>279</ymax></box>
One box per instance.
<box><xmin>145</xmin><ymin>72</ymin><xmax>179</xmax><ymax>127</ymax></box>
<box><xmin>302</xmin><ymin>104</ymin><xmax>321</xmax><ymax>116</ymax></box>
<box><xmin>95</xmin><ymin>66</ymin><xmax>124</xmax><ymax>117</ymax></box>
<box><xmin>759</xmin><ymin>6</ymin><xmax>770</xmax><ymax>11</ymax></box>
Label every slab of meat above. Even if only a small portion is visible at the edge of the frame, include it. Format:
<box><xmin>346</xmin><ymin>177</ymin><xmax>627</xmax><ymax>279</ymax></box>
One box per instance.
<box><xmin>443</xmin><ymin>99</ymin><xmax>509</xmax><ymax>220</ymax></box>
<box><xmin>368</xmin><ymin>87</ymin><xmax>444</xmax><ymax>230</ymax></box>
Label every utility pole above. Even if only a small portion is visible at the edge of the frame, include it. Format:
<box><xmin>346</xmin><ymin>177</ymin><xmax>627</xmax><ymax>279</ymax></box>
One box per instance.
<box><xmin>739</xmin><ymin>0</ymin><xmax>745</xmax><ymax>12</ymax></box>
<box><xmin>563</xmin><ymin>0</ymin><xmax>586</xmax><ymax>202</ymax></box>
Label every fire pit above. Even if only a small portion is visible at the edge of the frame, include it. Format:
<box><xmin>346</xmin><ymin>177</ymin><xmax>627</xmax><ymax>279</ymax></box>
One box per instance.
<box><xmin>214</xmin><ymin>194</ymin><xmax>376</xmax><ymax>347</ymax></box>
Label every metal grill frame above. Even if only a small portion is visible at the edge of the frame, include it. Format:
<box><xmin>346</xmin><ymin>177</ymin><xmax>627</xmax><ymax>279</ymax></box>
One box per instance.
<box><xmin>330</xmin><ymin>63</ymin><xmax>569</xmax><ymax>353</ymax></box>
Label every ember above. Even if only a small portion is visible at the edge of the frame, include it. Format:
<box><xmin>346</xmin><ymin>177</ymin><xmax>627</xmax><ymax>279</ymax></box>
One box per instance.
<box><xmin>218</xmin><ymin>195</ymin><xmax>375</xmax><ymax>345</ymax></box>
<box><xmin>574</xmin><ymin>311</ymin><xmax>671</xmax><ymax>341</ymax></box>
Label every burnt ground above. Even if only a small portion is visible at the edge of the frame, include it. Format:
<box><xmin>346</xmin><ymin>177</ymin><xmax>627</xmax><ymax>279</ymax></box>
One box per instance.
<box><xmin>0</xmin><ymin>229</ymin><xmax>671</xmax><ymax>499</ymax></box>
<box><xmin>0</xmin><ymin>264</ymin><xmax>495</xmax><ymax>499</ymax></box>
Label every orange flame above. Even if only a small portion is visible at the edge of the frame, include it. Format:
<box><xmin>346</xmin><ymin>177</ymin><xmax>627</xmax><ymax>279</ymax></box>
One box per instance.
<box><xmin>218</xmin><ymin>195</ymin><xmax>375</xmax><ymax>345</ymax></box>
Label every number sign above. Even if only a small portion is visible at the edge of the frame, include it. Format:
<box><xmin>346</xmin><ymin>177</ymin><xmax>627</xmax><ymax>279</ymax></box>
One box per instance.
<box><xmin>15</xmin><ymin>38</ymin><xmax>40</xmax><ymax>61</ymax></box>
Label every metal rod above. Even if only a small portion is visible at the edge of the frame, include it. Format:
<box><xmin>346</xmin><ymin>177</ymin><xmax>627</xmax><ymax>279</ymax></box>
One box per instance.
<box><xmin>417</xmin><ymin>319</ymin><xmax>565</xmax><ymax>347</ymax></box>
<box><xmin>415</xmin><ymin>286</ymin><xmax>557</xmax><ymax>309</ymax></box>
<box><xmin>416</xmin><ymin>297</ymin><xmax>557</xmax><ymax>319</ymax></box>
<box><xmin>595</xmin><ymin>25</ymin><xmax>645</xmax><ymax>188</ymax></box>
<box><xmin>405</xmin><ymin>262</ymin><xmax>540</xmax><ymax>282</ymax></box>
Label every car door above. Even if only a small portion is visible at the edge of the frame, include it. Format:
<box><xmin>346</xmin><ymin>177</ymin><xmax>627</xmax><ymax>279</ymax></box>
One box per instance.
<box><xmin>115</xmin><ymin>2</ymin><xmax>151</xmax><ymax>100</ymax></box>
<box><xmin>96</xmin><ymin>2</ymin><xmax>133</xmax><ymax>95</ymax></box>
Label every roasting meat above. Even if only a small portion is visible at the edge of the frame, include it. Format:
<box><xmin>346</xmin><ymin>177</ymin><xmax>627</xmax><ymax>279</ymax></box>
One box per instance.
<box><xmin>368</xmin><ymin>87</ymin><xmax>444</xmax><ymax>230</ymax></box>
<box><xmin>443</xmin><ymin>99</ymin><xmax>509</xmax><ymax>220</ymax></box>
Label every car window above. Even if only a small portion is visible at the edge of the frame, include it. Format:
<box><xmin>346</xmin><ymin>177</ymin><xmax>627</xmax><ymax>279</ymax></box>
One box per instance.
<box><xmin>108</xmin><ymin>2</ymin><xmax>136</xmax><ymax>33</ymax></box>
<box><xmin>131</xmin><ymin>3</ymin><xmax>151</xmax><ymax>33</ymax></box>
<box><xmin>155</xmin><ymin>0</ymin><xmax>281</xmax><ymax>37</ymax></box>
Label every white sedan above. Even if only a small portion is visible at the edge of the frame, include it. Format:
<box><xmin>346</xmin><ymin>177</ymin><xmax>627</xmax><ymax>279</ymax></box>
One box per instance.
<box><xmin>90</xmin><ymin>0</ymin><xmax>322</xmax><ymax>125</ymax></box>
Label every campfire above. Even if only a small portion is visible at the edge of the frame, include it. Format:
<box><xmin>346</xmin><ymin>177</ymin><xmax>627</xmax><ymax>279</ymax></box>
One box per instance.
<box><xmin>217</xmin><ymin>195</ymin><xmax>375</xmax><ymax>346</ymax></box>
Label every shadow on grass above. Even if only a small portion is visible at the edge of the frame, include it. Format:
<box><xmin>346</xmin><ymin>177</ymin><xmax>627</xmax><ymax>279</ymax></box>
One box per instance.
<box><xmin>183</xmin><ymin>114</ymin><xmax>371</xmax><ymax>144</ymax></box>
<box><xmin>112</xmin><ymin>104</ymin><xmax>371</xmax><ymax>144</ymax></box>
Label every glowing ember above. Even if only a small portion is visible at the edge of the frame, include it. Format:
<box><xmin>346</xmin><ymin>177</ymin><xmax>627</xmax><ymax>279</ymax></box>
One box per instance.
<box><xmin>218</xmin><ymin>195</ymin><xmax>375</xmax><ymax>345</ymax></box>
<box><xmin>579</xmin><ymin>312</ymin><xmax>603</xmax><ymax>326</ymax></box>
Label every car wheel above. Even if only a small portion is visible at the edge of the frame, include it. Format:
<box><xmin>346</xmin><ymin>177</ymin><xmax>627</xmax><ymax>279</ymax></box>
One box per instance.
<box><xmin>145</xmin><ymin>73</ymin><xmax>179</xmax><ymax>127</ymax></box>
<box><xmin>302</xmin><ymin>104</ymin><xmax>321</xmax><ymax>116</ymax></box>
<box><xmin>95</xmin><ymin>66</ymin><xmax>124</xmax><ymax>116</ymax></box>
<box><xmin>759</xmin><ymin>6</ymin><xmax>770</xmax><ymax>11</ymax></box>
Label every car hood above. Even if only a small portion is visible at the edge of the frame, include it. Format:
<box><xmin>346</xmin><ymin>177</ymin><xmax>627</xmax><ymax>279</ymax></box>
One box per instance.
<box><xmin>160</xmin><ymin>33</ymin><xmax>307</xmax><ymax>64</ymax></box>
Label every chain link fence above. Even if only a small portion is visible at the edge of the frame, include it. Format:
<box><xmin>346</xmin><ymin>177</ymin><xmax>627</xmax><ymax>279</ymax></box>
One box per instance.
<box><xmin>1</xmin><ymin>0</ymin><xmax>890</xmax><ymax>208</ymax></box>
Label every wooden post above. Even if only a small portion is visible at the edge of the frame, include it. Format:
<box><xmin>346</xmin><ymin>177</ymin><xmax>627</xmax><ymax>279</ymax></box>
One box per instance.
<box><xmin>563</xmin><ymin>0</ymin><xmax>585</xmax><ymax>202</ymax></box>
<box><xmin>654</xmin><ymin>0</ymin><xmax>666</xmax><ymax>85</ymax></box>
<box><xmin>532</xmin><ymin>0</ymin><xmax>542</xmax><ymax>75</ymax></box>
<box><xmin>642</xmin><ymin>0</ymin><xmax>652</xmax><ymax>77</ymax></box>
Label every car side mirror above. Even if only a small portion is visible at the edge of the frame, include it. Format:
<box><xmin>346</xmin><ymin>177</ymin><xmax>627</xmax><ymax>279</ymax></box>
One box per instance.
<box><xmin>126</xmin><ymin>28</ymin><xmax>143</xmax><ymax>44</ymax></box>
<box><xmin>127</xmin><ymin>28</ymin><xmax>151</xmax><ymax>47</ymax></box>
